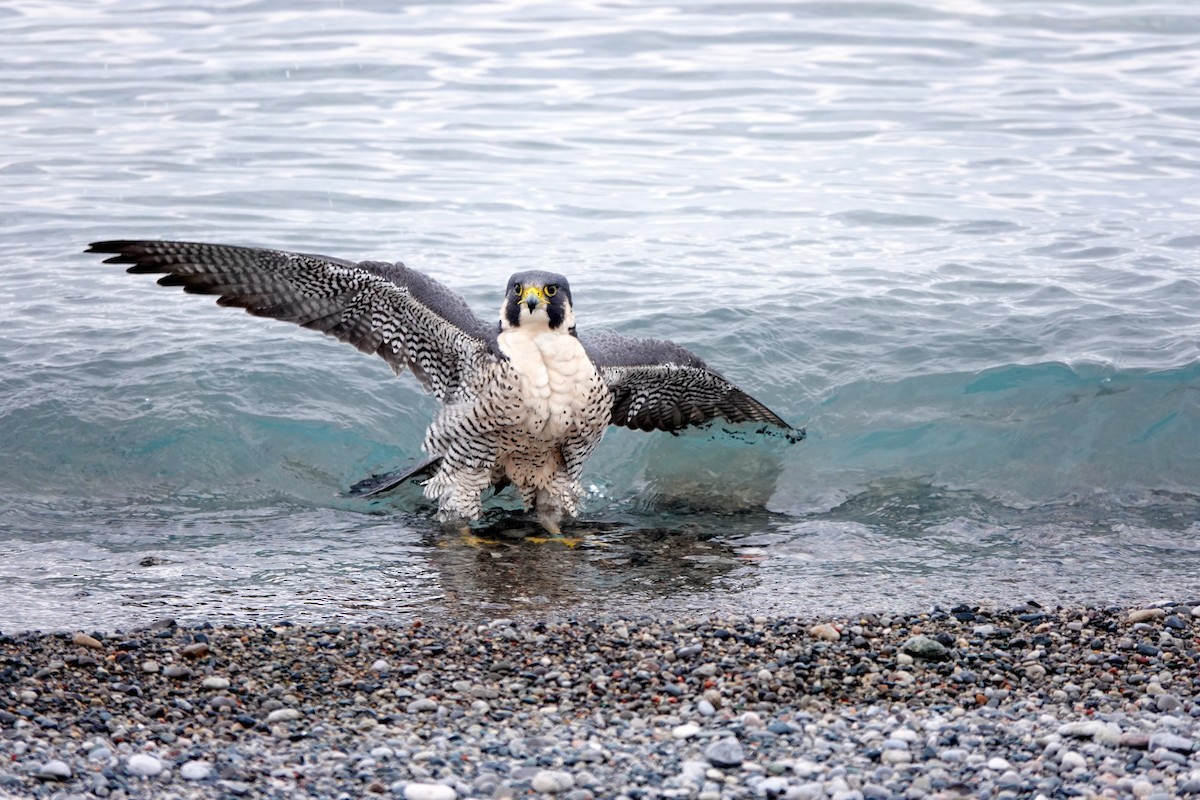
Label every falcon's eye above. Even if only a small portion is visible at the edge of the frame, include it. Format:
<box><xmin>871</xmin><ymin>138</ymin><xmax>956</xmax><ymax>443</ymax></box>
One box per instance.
<box><xmin>545</xmin><ymin>285</ymin><xmax>558</xmax><ymax>298</ymax></box>
<box><xmin>512</xmin><ymin>283</ymin><xmax>521</xmax><ymax>295</ymax></box>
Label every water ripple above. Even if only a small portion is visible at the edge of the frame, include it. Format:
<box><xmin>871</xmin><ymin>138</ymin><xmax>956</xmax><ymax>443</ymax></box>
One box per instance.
<box><xmin>2</xmin><ymin>0</ymin><xmax>1199</xmax><ymax>629</ymax></box>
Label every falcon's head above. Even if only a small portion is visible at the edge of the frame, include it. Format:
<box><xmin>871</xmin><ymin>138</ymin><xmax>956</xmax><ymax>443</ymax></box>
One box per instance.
<box><xmin>500</xmin><ymin>271</ymin><xmax>575</xmax><ymax>332</ymax></box>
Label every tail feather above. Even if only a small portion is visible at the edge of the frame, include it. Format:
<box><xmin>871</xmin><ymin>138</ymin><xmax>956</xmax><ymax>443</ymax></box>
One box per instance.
<box><xmin>344</xmin><ymin>455</ymin><xmax>443</xmax><ymax>498</ymax></box>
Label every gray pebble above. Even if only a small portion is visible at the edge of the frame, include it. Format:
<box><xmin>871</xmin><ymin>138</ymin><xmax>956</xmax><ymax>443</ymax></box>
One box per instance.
<box><xmin>1149</xmin><ymin>732</ymin><xmax>1193</xmax><ymax>753</ymax></box>
<box><xmin>901</xmin><ymin>635</ymin><xmax>950</xmax><ymax>661</ymax></box>
<box><xmin>705</xmin><ymin>737</ymin><xmax>745</xmax><ymax>769</ymax></box>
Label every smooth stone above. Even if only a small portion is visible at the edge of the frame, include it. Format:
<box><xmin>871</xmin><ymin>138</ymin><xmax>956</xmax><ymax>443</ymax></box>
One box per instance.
<box><xmin>997</xmin><ymin>770</ymin><xmax>1022</xmax><ymax>788</ymax></box>
<box><xmin>266</xmin><ymin>708</ymin><xmax>302</xmax><ymax>723</ymax></box>
<box><xmin>140</xmin><ymin>660</ymin><xmax>160</xmax><ymax>673</ymax></box>
<box><xmin>809</xmin><ymin>623</ymin><xmax>840</xmax><ymax>641</ymax></box>
<box><xmin>901</xmin><ymin>635</ymin><xmax>950</xmax><ymax>661</ymax></box>
<box><xmin>1060</xmin><ymin>751</ymin><xmax>1086</xmax><ymax>771</ymax></box>
<box><xmin>705</xmin><ymin>738</ymin><xmax>745</xmax><ymax>769</ymax></box>
<box><xmin>531</xmin><ymin>770</ymin><xmax>575</xmax><ymax>794</ymax></box>
<box><xmin>1094</xmin><ymin>724</ymin><xmax>1123</xmax><ymax>746</ymax></box>
<box><xmin>73</xmin><ymin>632</ymin><xmax>103</xmax><ymax>649</ymax></box>
<box><xmin>126</xmin><ymin>753</ymin><xmax>163</xmax><ymax>777</ymax></box>
<box><xmin>1058</xmin><ymin>720</ymin><xmax>1103</xmax><ymax>738</ymax></box>
<box><xmin>180</xmin><ymin>760</ymin><xmax>212</xmax><ymax>781</ymax></box>
<box><xmin>756</xmin><ymin>777</ymin><xmax>790</xmax><ymax>797</ymax></box>
<box><xmin>1120</xmin><ymin>732</ymin><xmax>1152</xmax><ymax>749</ymax></box>
<box><xmin>407</xmin><ymin>698</ymin><xmax>439</xmax><ymax>713</ymax></box>
<box><xmin>1149</xmin><ymin>732</ymin><xmax>1193</xmax><ymax>753</ymax></box>
<box><xmin>678</xmin><ymin>760</ymin><xmax>708</xmax><ymax>787</ymax></box>
<box><xmin>673</xmin><ymin>723</ymin><xmax>701</xmax><ymax>739</ymax></box>
<box><xmin>1156</xmin><ymin>695</ymin><xmax>1183</xmax><ymax>713</ymax></box>
<box><xmin>403</xmin><ymin>783</ymin><xmax>457</xmax><ymax>800</ymax></box>
<box><xmin>163</xmin><ymin>664</ymin><xmax>193</xmax><ymax>679</ymax></box>
<box><xmin>880</xmin><ymin>749</ymin><xmax>911</xmax><ymax>765</ymax></box>
<box><xmin>181</xmin><ymin>642</ymin><xmax>209</xmax><ymax>658</ymax></box>
<box><xmin>1126</xmin><ymin>608</ymin><xmax>1166</xmax><ymax>623</ymax></box>
<box><xmin>371</xmin><ymin>659</ymin><xmax>390</xmax><ymax>673</ymax></box>
<box><xmin>37</xmin><ymin>760</ymin><xmax>72</xmax><ymax>780</ymax></box>
<box><xmin>201</xmin><ymin>676</ymin><xmax>230</xmax><ymax>690</ymax></box>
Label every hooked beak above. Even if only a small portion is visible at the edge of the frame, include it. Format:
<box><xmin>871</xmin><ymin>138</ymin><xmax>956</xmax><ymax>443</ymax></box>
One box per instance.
<box><xmin>521</xmin><ymin>286</ymin><xmax>547</xmax><ymax>312</ymax></box>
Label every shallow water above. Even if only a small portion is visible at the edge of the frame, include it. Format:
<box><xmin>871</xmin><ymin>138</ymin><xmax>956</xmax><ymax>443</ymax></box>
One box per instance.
<box><xmin>2</xmin><ymin>0</ymin><xmax>1200</xmax><ymax>631</ymax></box>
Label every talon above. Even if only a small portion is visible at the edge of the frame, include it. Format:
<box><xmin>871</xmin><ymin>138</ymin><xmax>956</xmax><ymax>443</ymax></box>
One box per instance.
<box><xmin>526</xmin><ymin>535</ymin><xmax>584</xmax><ymax>548</ymax></box>
<box><xmin>447</xmin><ymin>528</ymin><xmax>505</xmax><ymax>548</ymax></box>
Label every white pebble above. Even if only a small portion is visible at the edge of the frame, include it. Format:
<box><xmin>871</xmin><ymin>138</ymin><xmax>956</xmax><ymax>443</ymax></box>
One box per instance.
<box><xmin>1058</xmin><ymin>720</ymin><xmax>1102</xmax><ymax>738</ymax></box>
<box><xmin>371</xmin><ymin>658</ymin><xmax>390</xmax><ymax>673</ymax></box>
<box><xmin>126</xmin><ymin>753</ymin><xmax>163</xmax><ymax>777</ymax></box>
<box><xmin>38</xmin><ymin>760</ymin><xmax>72</xmax><ymax>780</ymax></box>
<box><xmin>531</xmin><ymin>769</ymin><xmax>575</xmax><ymax>793</ymax></box>
<box><xmin>266</xmin><ymin>708</ymin><xmax>302</xmax><ymax>723</ymax></box>
<box><xmin>201</xmin><ymin>676</ymin><xmax>230</xmax><ymax>690</ymax></box>
<box><xmin>140</xmin><ymin>660</ymin><xmax>160</xmax><ymax>673</ymax></box>
<box><xmin>808</xmin><ymin>623</ymin><xmax>840</xmax><ymax>641</ymax></box>
<box><xmin>180</xmin><ymin>760</ymin><xmax>212</xmax><ymax>781</ymax></box>
<box><xmin>403</xmin><ymin>783</ymin><xmax>457</xmax><ymax>800</ymax></box>
<box><xmin>1060</xmin><ymin>750</ymin><xmax>1086</xmax><ymax>771</ymax></box>
<box><xmin>986</xmin><ymin>756</ymin><xmax>1010</xmax><ymax>771</ymax></box>
<box><xmin>1094</xmin><ymin>723</ymin><xmax>1123</xmax><ymax>746</ymax></box>
<box><xmin>673</xmin><ymin>723</ymin><xmax>701</xmax><ymax>739</ymax></box>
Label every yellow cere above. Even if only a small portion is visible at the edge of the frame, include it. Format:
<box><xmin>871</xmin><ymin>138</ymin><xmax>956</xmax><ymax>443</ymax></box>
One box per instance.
<box><xmin>521</xmin><ymin>285</ymin><xmax>549</xmax><ymax>304</ymax></box>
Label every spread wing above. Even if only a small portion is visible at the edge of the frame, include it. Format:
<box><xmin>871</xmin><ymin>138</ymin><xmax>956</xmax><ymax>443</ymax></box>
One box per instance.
<box><xmin>581</xmin><ymin>330</ymin><xmax>795</xmax><ymax>434</ymax></box>
<box><xmin>88</xmin><ymin>239</ymin><xmax>498</xmax><ymax>402</ymax></box>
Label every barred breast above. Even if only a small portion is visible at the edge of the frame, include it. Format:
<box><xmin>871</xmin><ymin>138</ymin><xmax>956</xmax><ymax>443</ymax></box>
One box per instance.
<box><xmin>495</xmin><ymin>327</ymin><xmax>607</xmax><ymax>441</ymax></box>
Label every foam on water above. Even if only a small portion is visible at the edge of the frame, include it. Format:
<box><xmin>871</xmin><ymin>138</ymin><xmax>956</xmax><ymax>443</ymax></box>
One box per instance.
<box><xmin>2</xmin><ymin>0</ymin><xmax>1199</xmax><ymax>630</ymax></box>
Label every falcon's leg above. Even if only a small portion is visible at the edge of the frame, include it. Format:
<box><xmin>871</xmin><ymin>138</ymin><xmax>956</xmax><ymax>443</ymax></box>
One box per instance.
<box><xmin>424</xmin><ymin>462</ymin><xmax>492</xmax><ymax>525</ymax></box>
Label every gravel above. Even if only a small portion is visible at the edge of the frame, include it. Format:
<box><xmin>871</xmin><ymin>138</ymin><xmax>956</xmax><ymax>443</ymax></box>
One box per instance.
<box><xmin>2</xmin><ymin>601</ymin><xmax>1198</xmax><ymax>798</ymax></box>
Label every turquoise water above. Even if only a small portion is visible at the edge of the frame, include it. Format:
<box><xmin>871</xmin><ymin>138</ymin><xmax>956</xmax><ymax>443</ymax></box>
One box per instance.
<box><xmin>2</xmin><ymin>0</ymin><xmax>1199</xmax><ymax>630</ymax></box>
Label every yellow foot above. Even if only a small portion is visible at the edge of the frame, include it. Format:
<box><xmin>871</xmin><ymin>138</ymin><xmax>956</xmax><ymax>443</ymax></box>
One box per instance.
<box><xmin>436</xmin><ymin>527</ymin><xmax>505</xmax><ymax>548</ymax></box>
<box><xmin>525</xmin><ymin>535</ymin><xmax>585</xmax><ymax>548</ymax></box>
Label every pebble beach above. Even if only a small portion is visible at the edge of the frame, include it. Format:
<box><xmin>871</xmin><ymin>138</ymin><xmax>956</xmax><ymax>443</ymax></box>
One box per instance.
<box><xmin>2</xmin><ymin>602</ymin><xmax>1199</xmax><ymax>800</ymax></box>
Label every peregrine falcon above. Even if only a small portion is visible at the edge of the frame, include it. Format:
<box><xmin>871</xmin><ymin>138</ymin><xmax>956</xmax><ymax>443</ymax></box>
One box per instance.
<box><xmin>88</xmin><ymin>240</ymin><xmax>799</xmax><ymax>533</ymax></box>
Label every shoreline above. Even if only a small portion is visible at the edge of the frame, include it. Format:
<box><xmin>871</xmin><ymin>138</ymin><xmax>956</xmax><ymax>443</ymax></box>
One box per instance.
<box><xmin>2</xmin><ymin>602</ymin><xmax>1198</xmax><ymax>799</ymax></box>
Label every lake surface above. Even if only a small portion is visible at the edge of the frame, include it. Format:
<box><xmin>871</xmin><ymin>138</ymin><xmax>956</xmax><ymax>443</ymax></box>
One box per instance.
<box><xmin>3</xmin><ymin>0</ymin><xmax>1199</xmax><ymax>632</ymax></box>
